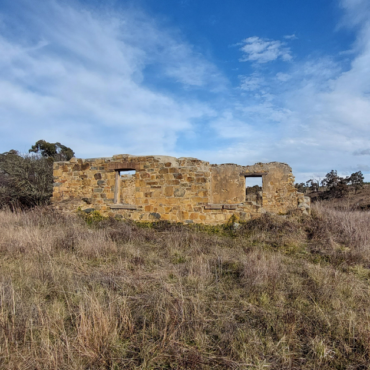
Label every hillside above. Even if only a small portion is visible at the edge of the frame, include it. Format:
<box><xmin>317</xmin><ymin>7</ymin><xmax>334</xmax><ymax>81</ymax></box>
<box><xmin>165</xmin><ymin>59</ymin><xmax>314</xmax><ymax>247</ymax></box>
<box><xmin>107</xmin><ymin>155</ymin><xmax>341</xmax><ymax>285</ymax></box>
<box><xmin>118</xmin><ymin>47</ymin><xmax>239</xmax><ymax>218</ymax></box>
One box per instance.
<box><xmin>1</xmin><ymin>204</ymin><xmax>370</xmax><ymax>369</ymax></box>
<box><xmin>307</xmin><ymin>183</ymin><xmax>370</xmax><ymax>210</ymax></box>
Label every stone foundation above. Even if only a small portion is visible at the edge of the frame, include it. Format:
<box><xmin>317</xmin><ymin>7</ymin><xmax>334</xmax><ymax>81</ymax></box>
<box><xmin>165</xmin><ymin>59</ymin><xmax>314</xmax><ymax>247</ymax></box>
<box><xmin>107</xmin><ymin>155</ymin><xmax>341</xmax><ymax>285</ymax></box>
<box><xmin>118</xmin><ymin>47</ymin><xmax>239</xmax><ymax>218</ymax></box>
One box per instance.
<box><xmin>52</xmin><ymin>154</ymin><xmax>310</xmax><ymax>225</ymax></box>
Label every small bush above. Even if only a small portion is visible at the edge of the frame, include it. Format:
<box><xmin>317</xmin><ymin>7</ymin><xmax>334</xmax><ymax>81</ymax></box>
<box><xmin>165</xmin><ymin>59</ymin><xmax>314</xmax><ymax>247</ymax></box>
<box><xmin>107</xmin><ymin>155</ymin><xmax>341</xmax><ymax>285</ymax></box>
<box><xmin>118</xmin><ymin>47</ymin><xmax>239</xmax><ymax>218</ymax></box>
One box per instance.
<box><xmin>0</xmin><ymin>151</ymin><xmax>53</xmax><ymax>209</ymax></box>
<box><xmin>77</xmin><ymin>209</ymin><xmax>106</xmax><ymax>225</ymax></box>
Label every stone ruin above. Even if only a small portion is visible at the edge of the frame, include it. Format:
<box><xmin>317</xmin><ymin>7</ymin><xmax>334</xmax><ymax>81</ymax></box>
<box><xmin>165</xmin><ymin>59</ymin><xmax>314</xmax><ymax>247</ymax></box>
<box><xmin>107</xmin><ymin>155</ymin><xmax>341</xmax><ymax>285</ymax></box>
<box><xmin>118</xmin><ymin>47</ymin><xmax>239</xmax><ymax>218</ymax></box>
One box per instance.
<box><xmin>52</xmin><ymin>154</ymin><xmax>310</xmax><ymax>225</ymax></box>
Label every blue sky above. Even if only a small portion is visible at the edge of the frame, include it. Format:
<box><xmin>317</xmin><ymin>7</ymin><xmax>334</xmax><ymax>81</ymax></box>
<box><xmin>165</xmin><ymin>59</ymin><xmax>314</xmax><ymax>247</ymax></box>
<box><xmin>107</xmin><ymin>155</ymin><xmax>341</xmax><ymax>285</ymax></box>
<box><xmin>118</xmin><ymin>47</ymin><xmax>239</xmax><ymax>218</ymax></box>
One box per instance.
<box><xmin>0</xmin><ymin>0</ymin><xmax>370</xmax><ymax>182</ymax></box>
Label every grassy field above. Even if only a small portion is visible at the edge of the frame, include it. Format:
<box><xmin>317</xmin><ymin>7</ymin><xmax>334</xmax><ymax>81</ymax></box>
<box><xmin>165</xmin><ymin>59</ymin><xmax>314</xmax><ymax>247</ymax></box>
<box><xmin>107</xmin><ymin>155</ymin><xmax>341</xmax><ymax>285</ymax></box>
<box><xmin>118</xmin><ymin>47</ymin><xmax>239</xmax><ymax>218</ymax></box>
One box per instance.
<box><xmin>1</xmin><ymin>204</ymin><xmax>370</xmax><ymax>369</ymax></box>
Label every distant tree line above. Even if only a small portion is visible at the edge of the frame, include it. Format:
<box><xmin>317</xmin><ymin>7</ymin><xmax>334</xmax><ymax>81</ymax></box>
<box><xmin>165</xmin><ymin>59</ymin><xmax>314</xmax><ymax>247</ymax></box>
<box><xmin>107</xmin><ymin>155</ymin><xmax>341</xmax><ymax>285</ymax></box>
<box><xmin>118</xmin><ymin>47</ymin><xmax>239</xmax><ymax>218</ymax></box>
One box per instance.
<box><xmin>0</xmin><ymin>140</ymin><xmax>74</xmax><ymax>209</ymax></box>
<box><xmin>246</xmin><ymin>184</ymin><xmax>262</xmax><ymax>195</ymax></box>
<box><xmin>295</xmin><ymin>170</ymin><xmax>365</xmax><ymax>199</ymax></box>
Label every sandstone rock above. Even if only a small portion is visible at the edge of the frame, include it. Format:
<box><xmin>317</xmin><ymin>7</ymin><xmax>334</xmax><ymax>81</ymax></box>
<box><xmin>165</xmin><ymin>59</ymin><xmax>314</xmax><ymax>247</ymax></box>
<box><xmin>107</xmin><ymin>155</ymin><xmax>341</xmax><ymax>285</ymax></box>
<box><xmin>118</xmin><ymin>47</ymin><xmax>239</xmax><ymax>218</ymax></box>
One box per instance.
<box><xmin>52</xmin><ymin>154</ymin><xmax>309</xmax><ymax>225</ymax></box>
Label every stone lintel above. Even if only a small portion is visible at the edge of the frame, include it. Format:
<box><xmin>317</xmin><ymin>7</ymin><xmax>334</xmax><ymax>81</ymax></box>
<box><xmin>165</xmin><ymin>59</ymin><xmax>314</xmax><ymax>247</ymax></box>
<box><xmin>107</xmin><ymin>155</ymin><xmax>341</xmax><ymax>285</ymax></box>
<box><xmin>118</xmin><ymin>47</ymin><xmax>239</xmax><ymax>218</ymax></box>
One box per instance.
<box><xmin>108</xmin><ymin>162</ymin><xmax>139</xmax><ymax>171</ymax></box>
<box><xmin>110</xmin><ymin>204</ymin><xmax>137</xmax><ymax>210</ymax></box>
<box><xmin>240</xmin><ymin>172</ymin><xmax>267</xmax><ymax>177</ymax></box>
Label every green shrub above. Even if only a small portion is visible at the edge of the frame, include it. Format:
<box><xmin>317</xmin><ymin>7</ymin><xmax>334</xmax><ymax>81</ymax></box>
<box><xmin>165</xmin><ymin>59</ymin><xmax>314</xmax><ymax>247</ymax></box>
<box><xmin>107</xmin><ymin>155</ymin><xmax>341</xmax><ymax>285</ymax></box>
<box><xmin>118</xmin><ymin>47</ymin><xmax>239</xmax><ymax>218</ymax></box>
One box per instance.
<box><xmin>77</xmin><ymin>209</ymin><xmax>106</xmax><ymax>225</ymax></box>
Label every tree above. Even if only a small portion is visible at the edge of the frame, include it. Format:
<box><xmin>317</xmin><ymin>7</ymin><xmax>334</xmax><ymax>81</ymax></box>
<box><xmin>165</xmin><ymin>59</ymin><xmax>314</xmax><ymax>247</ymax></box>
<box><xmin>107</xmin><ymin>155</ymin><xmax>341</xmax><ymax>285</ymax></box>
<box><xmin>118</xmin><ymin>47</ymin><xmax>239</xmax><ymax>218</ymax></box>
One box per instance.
<box><xmin>1</xmin><ymin>140</ymin><xmax>75</xmax><ymax>209</ymax></box>
<box><xmin>320</xmin><ymin>170</ymin><xmax>350</xmax><ymax>199</ymax></box>
<box><xmin>295</xmin><ymin>182</ymin><xmax>307</xmax><ymax>193</ymax></box>
<box><xmin>29</xmin><ymin>140</ymin><xmax>75</xmax><ymax>161</ymax></box>
<box><xmin>0</xmin><ymin>151</ymin><xmax>53</xmax><ymax>208</ymax></box>
<box><xmin>306</xmin><ymin>179</ymin><xmax>319</xmax><ymax>193</ymax></box>
<box><xmin>335</xmin><ymin>178</ymin><xmax>350</xmax><ymax>198</ymax></box>
<box><xmin>348</xmin><ymin>171</ymin><xmax>364</xmax><ymax>194</ymax></box>
<box><xmin>246</xmin><ymin>184</ymin><xmax>262</xmax><ymax>195</ymax></box>
<box><xmin>321</xmin><ymin>170</ymin><xmax>340</xmax><ymax>189</ymax></box>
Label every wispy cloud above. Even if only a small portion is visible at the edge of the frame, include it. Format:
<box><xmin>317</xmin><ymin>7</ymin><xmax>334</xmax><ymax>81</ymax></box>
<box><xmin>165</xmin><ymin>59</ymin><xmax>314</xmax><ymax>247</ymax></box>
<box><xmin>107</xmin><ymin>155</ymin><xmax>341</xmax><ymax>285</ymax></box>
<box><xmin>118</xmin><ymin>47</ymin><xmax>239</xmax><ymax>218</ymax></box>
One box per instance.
<box><xmin>1</xmin><ymin>0</ymin><xmax>370</xmax><ymax>183</ymax></box>
<box><xmin>240</xmin><ymin>74</ymin><xmax>264</xmax><ymax>91</ymax></box>
<box><xmin>284</xmin><ymin>34</ymin><xmax>297</xmax><ymax>40</ymax></box>
<box><xmin>205</xmin><ymin>2</ymin><xmax>370</xmax><ymax>181</ymax></box>
<box><xmin>275</xmin><ymin>72</ymin><xmax>291</xmax><ymax>82</ymax></box>
<box><xmin>239</xmin><ymin>36</ymin><xmax>292</xmax><ymax>63</ymax></box>
<box><xmin>0</xmin><ymin>0</ymin><xmax>221</xmax><ymax>157</ymax></box>
<box><xmin>339</xmin><ymin>0</ymin><xmax>370</xmax><ymax>26</ymax></box>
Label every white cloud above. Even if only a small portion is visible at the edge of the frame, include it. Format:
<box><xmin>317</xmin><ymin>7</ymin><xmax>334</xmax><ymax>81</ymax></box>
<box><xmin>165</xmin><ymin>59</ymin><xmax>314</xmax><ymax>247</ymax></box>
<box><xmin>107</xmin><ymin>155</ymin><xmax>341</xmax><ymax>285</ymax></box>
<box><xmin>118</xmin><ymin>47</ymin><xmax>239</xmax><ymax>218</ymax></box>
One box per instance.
<box><xmin>340</xmin><ymin>0</ymin><xmax>370</xmax><ymax>27</ymax></box>
<box><xmin>239</xmin><ymin>36</ymin><xmax>292</xmax><ymax>63</ymax></box>
<box><xmin>206</xmin><ymin>1</ymin><xmax>370</xmax><ymax>181</ymax></box>
<box><xmin>209</xmin><ymin>112</ymin><xmax>259</xmax><ymax>139</ymax></box>
<box><xmin>276</xmin><ymin>72</ymin><xmax>291</xmax><ymax>82</ymax></box>
<box><xmin>0</xmin><ymin>0</ymin><xmax>221</xmax><ymax>157</ymax></box>
<box><xmin>240</xmin><ymin>74</ymin><xmax>264</xmax><ymax>91</ymax></box>
<box><xmin>284</xmin><ymin>34</ymin><xmax>297</xmax><ymax>40</ymax></box>
<box><xmin>1</xmin><ymin>0</ymin><xmax>370</xmax><ymax>184</ymax></box>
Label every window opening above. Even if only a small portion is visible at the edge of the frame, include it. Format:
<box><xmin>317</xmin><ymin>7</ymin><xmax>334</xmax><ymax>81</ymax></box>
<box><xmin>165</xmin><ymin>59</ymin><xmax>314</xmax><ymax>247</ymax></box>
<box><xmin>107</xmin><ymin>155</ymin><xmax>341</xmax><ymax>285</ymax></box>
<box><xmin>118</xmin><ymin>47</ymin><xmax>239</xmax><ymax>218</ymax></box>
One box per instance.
<box><xmin>245</xmin><ymin>176</ymin><xmax>263</xmax><ymax>205</ymax></box>
<box><xmin>121</xmin><ymin>170</ymin><xmax>136</xmax><ymax>177</ymax></box>
<box><xmin>114</xmin><ymin>169</ymin><xmax>136</xmax><ymax>204</ymax></box>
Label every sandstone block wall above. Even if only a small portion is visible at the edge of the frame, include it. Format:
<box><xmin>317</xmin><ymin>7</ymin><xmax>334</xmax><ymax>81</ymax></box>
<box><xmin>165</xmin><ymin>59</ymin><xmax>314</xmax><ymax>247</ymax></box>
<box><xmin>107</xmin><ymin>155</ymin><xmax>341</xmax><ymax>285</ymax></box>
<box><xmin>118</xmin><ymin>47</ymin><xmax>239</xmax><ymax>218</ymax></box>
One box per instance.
<box><xmin>52</xmin><ymin>154</ymin><xmax>309</xmax><ymax>225</ymax></box>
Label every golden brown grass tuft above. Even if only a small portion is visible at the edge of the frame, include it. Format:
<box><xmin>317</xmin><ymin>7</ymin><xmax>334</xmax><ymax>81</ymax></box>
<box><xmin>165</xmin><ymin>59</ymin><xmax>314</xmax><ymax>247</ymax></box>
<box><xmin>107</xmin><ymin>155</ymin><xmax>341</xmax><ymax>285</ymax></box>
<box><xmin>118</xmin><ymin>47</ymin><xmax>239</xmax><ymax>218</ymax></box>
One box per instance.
<box><xmin>1</xmin><ymin>205</ymin><xmax>370</xmax><ymax>368</ymax></box>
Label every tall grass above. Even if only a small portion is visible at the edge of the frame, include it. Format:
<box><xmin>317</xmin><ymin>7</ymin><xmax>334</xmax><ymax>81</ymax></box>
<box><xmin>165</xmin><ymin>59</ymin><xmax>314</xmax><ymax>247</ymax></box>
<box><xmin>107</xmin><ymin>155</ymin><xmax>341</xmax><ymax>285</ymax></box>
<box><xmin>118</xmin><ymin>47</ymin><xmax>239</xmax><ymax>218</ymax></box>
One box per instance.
<box><xmin>1</xmin><ymin>205</ymin><xmax>370</xmax><ymax>369</ymax></box>
<box><xmin>313</xmin><ymin>202</ymin><xmax>370</xmax><ymax>248</ymax></box>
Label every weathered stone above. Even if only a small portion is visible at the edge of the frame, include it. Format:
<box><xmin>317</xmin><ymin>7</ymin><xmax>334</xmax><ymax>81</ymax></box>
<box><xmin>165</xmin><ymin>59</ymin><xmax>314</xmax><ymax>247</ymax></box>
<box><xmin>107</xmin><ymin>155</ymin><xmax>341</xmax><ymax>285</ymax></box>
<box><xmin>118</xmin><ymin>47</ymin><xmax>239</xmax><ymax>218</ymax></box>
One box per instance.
<box><xmin>52</xmin><ymin>154</ymin><xmax>309</xmax><ymax>225</ymax></box>
<box><xmin>174</xmin><ymin>188</ymin><xmax>186</xmax><ymax>197</ymax></box>
<box><xmin>111</xmin><ymin>204</ymin><xmax>137</xmax><ymax>210</ymax></box>
<box><xmin>223</xmin><ymin>204</ymin><xmax>237</xmax><ymax>210</ymax></box>
<box><xmin>169</xmin><ymin>180</ymin><xmax>180</xmax><ymax>186</ymax></box>
<box><xmin>83</xmin><ymin>208</ymin><xmax>95</xmax><ymax>213</ymax></box>
<box><xmin>204</xmin><ymin>204</ymin><xmax>222</xmax><ymax>210</ymax></box>
<box><xmin>164</xmin><ymin>187</ymin><xmax>174</xmax><ymax>197</ymax></box>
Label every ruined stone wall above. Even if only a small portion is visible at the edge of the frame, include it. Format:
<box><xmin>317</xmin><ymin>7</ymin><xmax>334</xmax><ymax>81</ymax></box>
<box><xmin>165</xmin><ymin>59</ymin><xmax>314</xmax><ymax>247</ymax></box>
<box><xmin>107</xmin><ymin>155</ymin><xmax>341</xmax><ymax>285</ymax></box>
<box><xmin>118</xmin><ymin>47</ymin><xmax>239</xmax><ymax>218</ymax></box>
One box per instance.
<box><xmin>52</xmin><ymin>154</ymin><xmax>308</xmax><ymax>224</ymax></box>
<box><xmin>210</xmin><ymin>162</ymin><xmax>297</xmax><ymax>214</ymax></box>
<box><xmin>210</xmin><ymin>165</ymin><xmax>245</xmax><ymax>204</ymax></box>
<box><xmin>243</xmin><ymin>162</ymin><xmax>298</xmax><ymax>214</ymax></box>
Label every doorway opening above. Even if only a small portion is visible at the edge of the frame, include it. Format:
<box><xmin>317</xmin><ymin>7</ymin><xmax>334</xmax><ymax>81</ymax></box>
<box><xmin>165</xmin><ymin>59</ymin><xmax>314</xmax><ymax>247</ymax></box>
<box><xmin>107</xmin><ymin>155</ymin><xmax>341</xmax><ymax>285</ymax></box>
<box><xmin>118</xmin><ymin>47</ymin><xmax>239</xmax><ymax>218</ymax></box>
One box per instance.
<box><xmin>114</xmin><ymin>169</ymin><xmax>136</xmax><ymax>204</ymax></box>
<box><xmin>245</xmin><ymin>175</ymin><xmax>263</xmax><ymax>205</ymax></box>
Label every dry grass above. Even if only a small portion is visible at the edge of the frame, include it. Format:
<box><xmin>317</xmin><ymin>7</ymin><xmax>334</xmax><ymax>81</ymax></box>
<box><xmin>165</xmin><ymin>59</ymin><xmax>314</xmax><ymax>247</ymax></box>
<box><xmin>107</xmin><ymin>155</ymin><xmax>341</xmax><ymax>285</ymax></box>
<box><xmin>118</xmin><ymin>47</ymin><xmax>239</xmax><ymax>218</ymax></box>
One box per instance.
<box><xmin>1</xmin><ymin>205</ymin><xmax>370</xmax><ymax>369</ymax></box>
